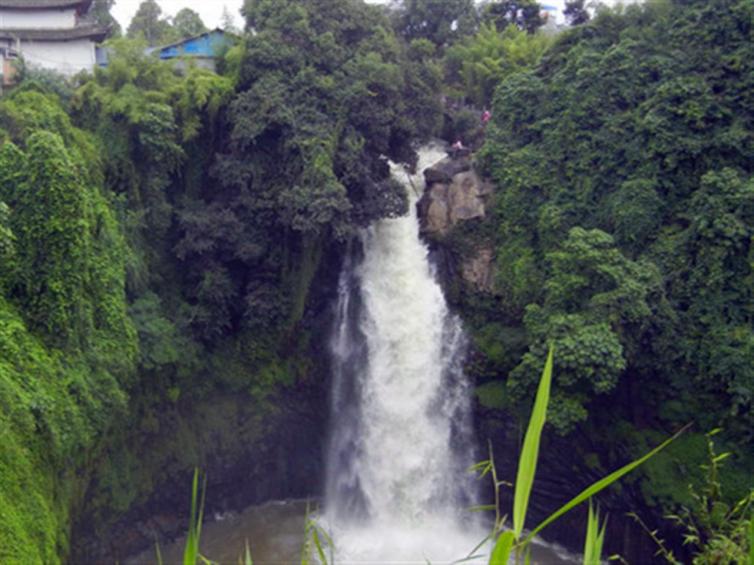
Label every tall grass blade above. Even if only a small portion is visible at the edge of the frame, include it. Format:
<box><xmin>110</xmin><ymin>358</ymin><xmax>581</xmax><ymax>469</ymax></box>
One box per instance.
<box><xmin>243</xmin><ymin>540</ymin><xmax>253</xmax><ymax>565</ymax></box>
<box><xmin>583</xmin><ymin>501</ymin><xmax>607</xmax><ymax>565</ymax></box>
<box><xmin>183</xmin><ymin>468</ymin><xmax>207</xmax><ymax>565</ymax></box>
<box><xmin>595</xmin><ymin>518</ymin><xmax>607</xmax><ymax>563</ymax></box>
<box><xmin>155</xmin><ymin>542</ymin><xmax>164</xmax><ymax>565</ymax></box>
<box><xmin>513</xmin><ymin>346</ymin><xmax>554</xmax><ymax>539</ymax></box>
<box><xmin>489</xmin><ymin>530</ymin><xmax>514</xmax><ymax>565</ymax></box>
<box><xmin>522</xmin><ymin>424</ymin><xmax>690</xmax><ymax>545</ymax></box>
<box><xmin>584</xmin><ymin>501</ymin><xmax>597</xmax><ymax>564</ymax></box>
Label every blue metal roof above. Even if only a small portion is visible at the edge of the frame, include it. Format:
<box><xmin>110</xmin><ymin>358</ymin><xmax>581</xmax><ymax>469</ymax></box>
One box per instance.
<box><xmin>152</xmin><ymin>29</ymin><xmax>236</xmax><ymax>60</ymax></box>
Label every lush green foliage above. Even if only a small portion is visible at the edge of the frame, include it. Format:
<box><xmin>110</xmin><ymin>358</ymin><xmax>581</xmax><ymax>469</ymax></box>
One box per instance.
<box><xmin>91</xmin><ymin>0</ymin><xmax>122</xmax><ymax>37</ymax></box>
<box><xmin>173</xmin><ymin>8</ymin><xmax>208</xmax><ymax>39</ymax></box>
<box><xmin>477</xmin><ymin>0</ymin><xmax>753</xmax><ymax>447</ymax></box>
<box><xmin>1</xmin><ymin>0</ymin><xmax>752</xmax><ymax>561</ymax></box>
<box><xmin>444</xmin><ymin>0</ymin><xmax>754</xmax><ymax>544</ymax></box>
<box><xmin>0</xmin><ymin>88</ymin><xmax>137</xmax><ymax>563</ymax></box>
<box><xmin>446</xmin><ymin>23</ymin><xmax>552</xmax><ymax>108</ymax></box>
<box><xmin>390</xmin><ymin>0</ymin><xmax>478</xmax><ymax>49</ymax></box>
<box><xmin>127</xmin><ymin>0</ymin><xmax>173</xmax><ymax>45</ymax></box>
<box><xmin>633</xmin><ymin>431</ymin><xmax>752</xmax><ymax>564</ymax></box>
<box><xmin>1</xmin><ymin>2</ymin><xmax>446</xmax><ymax>559</ymax></box>
<box><xmin>481</xmin><ymin>0</ymin><xmax>544</xmax><ymax>34</ymax></box>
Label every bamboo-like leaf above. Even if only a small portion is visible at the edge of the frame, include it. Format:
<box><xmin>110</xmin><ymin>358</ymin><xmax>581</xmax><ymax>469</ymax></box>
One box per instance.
<box><xmin>184</xmin><ymin>469</ymin><xmax>200</xmax><ymax>565</ymax></box>
<box><xmin>523</xmin><ymin>424</ymin><xmax>690</xmax><ymax>545</ymax></box>
<box><xmin>468</xmin><ymin>504</ymin><xmax>498</xmax><ymax>513</ymax></box>
<box><xmin>242</xmin><ymin>540</ymin><xmax>253</xmax><ymax>565</ymax></box>
<box><xmin>183</xmin><ymin>469</ymin><xmax>208</xmax><ymax>565</ymax></box>
<box><xmin>456</xmin><ymin>531</ymin><xmax>494</xmax><ymax>564</ymax></box>
<box><xmin>489</xmin><ymin>531</ymin><xmax>515</xmax><ymax>565</ymax></box>
<box><xmin>596</xmin><ymin>519</ymin><xmax>607</xmax><ymax>563</ymax></box>
<box><xmin>583</xmin><ymin>501</ymin><xmax>607</xmax><ymax>565</ymax></box>
<box><xmin>155</xmin><ymin>542</ymin><xmax>164</xmax><ymax>565</ymax></box>
<box><xmin>513</xmin><ymin>346</ymin><xmax>554</xmax><ymax>539</ymax></box>
<box><xmin>584</xmin><ymin>502</ymin><xmax>597</xmax><ymax>564</ymax></box>
<box><xmin>469</xmin><ymin>460</ymin><xmax>492</xmax><ymax>476</ymax></box>
<box><xmin>312</xmin><ymin>528</ymin><xmax>328</xmax><ymax>565</ymax></box>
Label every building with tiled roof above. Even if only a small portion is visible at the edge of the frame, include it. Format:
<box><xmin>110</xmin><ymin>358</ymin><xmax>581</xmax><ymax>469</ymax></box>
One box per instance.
<box><xmin>0</xmin><ymin>0</ymin><xmax>109</xmax><ymax>85</ymax></box>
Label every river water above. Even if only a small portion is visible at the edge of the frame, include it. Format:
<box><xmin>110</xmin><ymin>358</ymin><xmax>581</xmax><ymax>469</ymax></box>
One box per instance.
<box><xmin>128</xmin><ymin>499</ymin><xmax>578</xmax><ymax>564</ymax></box>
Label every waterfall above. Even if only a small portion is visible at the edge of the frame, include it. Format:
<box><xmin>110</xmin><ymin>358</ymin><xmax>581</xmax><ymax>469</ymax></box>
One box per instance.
<box><xmin>323</xmin><ymin>145</ymin><xmax>484</xmax><ymax>562</ymax></box>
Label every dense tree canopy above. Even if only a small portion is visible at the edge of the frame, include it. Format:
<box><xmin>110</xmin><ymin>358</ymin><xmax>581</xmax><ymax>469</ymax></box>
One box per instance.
<box><xmin>482</xmin><ymin>0</ymin><xmax>544</xmax><ymax>34</ymax></box>
<box><xmin>90</xmin><ymin>0</ymin><xmax>122</xmax><ymax>36</ymax></box>
<box><xmin>476</xmin><ymin>0</ymin><xmax>753</xmax><ymax>488</ymax></box>
<box><xmin>446</xmin><ymin>22</ymin><xmax>552</xmax><ymax>107</ymax></box>
<box><xmin>564</xmin><ymin>0</ymin><xmax>589</xmax><ymax>25</ymax></box>
<box><xmin>126</xmin><ymin>0</ymin><xmax>173</xmax><ymax>45</ymax></box>
<box><xmin>390</xmin><ymin>0</ymin><xmax>478</xmax><ymax>48</ymax></box>
<box><xmin>173</xmin><ymin>8</ymin><xmax>207</xmax><ymax>39</ymax></box>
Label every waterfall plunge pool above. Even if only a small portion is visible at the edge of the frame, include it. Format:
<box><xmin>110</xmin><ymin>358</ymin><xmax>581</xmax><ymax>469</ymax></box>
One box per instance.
<box><xmin>127</xmin><ymin>499</ymin><xmax>579</xmax><ymax>564</ymax></box>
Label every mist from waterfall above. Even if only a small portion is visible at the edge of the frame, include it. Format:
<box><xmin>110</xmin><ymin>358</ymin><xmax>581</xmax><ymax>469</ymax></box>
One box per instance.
<box><xmin>323</xmin><ymin>145</ymin><xmax>484</xmax><ymax>562</ymax></box>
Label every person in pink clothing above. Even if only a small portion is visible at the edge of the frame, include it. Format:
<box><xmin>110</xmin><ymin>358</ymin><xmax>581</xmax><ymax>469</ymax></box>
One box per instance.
<box><xmin>482</xmin><ymin>109</ymin><xmax>492</xmax><ymax>125</ymax></box>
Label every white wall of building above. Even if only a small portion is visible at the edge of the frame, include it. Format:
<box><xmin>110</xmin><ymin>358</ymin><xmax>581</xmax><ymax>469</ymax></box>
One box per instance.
<box><xmin>21</xmin><ymin>39</ymin><xmax>95</xmax><ymax>76</ymax></box>
<box><xmin>0</xmin><ymin>9</ymin><xmax>76</xmax><ymax>30</ymax></box>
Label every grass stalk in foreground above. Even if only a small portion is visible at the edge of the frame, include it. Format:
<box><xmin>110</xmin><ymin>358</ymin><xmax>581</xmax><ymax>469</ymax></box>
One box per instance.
<box><xmin>183</xmin><ymin>468</ymin><xmax>208</xmax><ymax>565</ymax></box>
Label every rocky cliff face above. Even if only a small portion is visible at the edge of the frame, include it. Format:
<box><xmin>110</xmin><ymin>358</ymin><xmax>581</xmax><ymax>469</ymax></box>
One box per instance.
<box><xmin>417</xmin><ymin>153</ymin><xmax>497</xmax><ymax>294</ymax></box>
<box><xmin>418</xmin><ymin>154</ymin><xmax>493</xmax><ymax>236</ymax></box>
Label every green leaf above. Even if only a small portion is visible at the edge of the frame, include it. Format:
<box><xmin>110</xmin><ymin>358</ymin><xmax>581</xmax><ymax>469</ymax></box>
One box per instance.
<box><xmin>155</xmin><ymin>542</ymin><xmax>164</xmax><ymax>565</ymax></box>
<box><xmin>489</xmin><ymin>531</ymin><xmax>515</xmax><ymax>565</ymax></box>
<box><xmin>468</xmin><ymin>504</ymin><xmax>498</xmax><ymax>513</ymax></box>
<box><xmin>183</xmin><ymin>469</ymin><xmax>207</xmax><ymax>565</ymax></box>
<box><xmin>243</xmin><ymin>540</ymin><xmax>253</xmax><ymax>565</ymax></box>
<box><xmin>312</xmin><ymin>529</ymin><xmax>328</xmax><ymax>565</ymax></box>
<box><xmin>583</xmin><ymin>501</ymin><xmax>607</xmax><ymax>565</ymax></box>
<box><xmin>513</xmin><ymin>346</ymin><xmax>554</xmax><ymax>539</ymax></box>
<box><xmin>523</xmin><ymin>425</ymin><xmax>689</xmax><ymax>545</ymax></box>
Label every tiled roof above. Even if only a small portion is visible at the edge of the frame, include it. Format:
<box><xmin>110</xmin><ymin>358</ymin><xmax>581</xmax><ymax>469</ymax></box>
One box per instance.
<box><xmin>0</xmin><ymin>24</ymin><xmax>108</xmax><ymax>41</ymax></box>
<box><xmin>0</xmin><ymin>1</ymin><xmax>92</xmax><ymax>10</ymax></box>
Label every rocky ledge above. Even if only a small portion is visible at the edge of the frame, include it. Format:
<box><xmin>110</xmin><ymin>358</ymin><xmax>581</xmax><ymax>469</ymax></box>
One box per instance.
<box><xmin>417</xmin><ymin>153</ymin><xmax>496</xmax><ymax>293</ymax></box>
<box><xmin>417</xmin><ymin>153</ymin><xmax>493</xmax><ymax>237</ymax></box>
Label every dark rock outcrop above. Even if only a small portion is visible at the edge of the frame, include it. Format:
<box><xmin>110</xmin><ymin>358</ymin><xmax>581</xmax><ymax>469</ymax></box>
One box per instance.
<box><xmin>418</xmin><ymin>156</ymin><xmax>493</xmax><ymax>237</ymax></box>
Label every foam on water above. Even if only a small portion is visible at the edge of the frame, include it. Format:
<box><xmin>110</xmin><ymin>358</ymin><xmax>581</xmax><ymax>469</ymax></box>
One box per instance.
<box><xmin>323</xmin><ymin>145</ymin><xmax>486</xmax><ymax>562</ymax></box>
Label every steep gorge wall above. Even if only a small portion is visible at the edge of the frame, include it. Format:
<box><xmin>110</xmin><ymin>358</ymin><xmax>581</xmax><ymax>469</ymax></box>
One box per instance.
<box><xmin>69</xmin><ymin>244</ymin><xmax>346</xmax><ymax>562</ymax></box>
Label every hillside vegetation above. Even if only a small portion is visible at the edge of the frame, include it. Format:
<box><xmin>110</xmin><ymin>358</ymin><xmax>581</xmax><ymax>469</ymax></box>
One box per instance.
<box><xmin>0</xmin><ymin>0</ymin><xmax>751</xmax><ymax>562</ymax></box>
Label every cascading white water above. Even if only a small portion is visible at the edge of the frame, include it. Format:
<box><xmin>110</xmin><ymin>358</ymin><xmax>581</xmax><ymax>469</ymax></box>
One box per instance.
<box><xmin>323</xmin><ymin>145</ymin><xmax>485</xmax><ymax>562</ymax></box>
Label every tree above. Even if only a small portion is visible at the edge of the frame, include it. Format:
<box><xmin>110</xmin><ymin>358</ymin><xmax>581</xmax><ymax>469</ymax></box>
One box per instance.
<box><xmin>0</xmin><ymin>202</ymin><xmax>15</xmax><ymax>293</ymax></box>
<box><xmin>127</xmin><ymin>0</ymin><xmax>172</xmax><ymax>46</ymax></box>
<box><xmin>445</xmin><ymin>22</ymin><xmax>552</xmax><ymax>106</ymax></box>
<box><xmin>90</xmin><ymin>0</ymin><xmax>122</xmax><ymax>36</ymax></box>
<box><xmin>221</xmin><ymin>5</ymin><xmax>241</xmax><ymax>33</ymax></box>
<box><xmin>564</xmin><ymin>0</ymin><xmax>590</xmax><ymax>25</ymax></box>
<box><xmin>476</xmin><ymin>0</ymin><xmax>753</xmax><ymax>491</ymax></box>
<box><xmin>483</xmin><ymin>0</ymin><xmax>544</xmax><ymax>34</ymax></box>
<box><xmin>391</xmin><ymin>0</ymin><xmax>478</xmax><ymax>49</ymax></box>
<box><xmin>173</xmin><ymin>8</ymin><xmax>207</xmax><ymax>39</ymax></box>
<box><xmin>507</xmin><ymin>228</ymin><xmax>659</xmax><ymax>434</ymax></box>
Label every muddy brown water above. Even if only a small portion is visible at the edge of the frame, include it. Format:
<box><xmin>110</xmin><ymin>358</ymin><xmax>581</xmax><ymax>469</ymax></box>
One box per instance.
<box><xmin>126</xmin><ymin>500</ymin><xmax>578</xmax><ymax>565</ymax></box>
